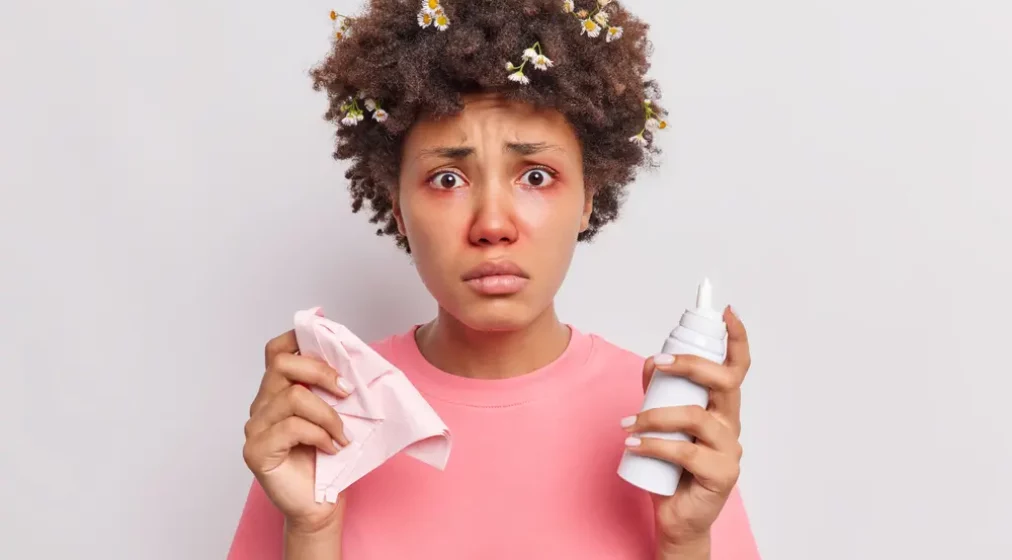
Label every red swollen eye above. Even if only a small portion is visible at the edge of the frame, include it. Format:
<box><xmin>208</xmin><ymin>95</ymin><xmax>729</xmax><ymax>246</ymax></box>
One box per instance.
<box><xmin>519</xmin><ymin>168</ymin><xmax>556</xmax><ymax>188</ymax></box>
<box><xmin>430</xmin><ymin>171</ymin><xmax>465</xmax><ymax>189</ymax></box>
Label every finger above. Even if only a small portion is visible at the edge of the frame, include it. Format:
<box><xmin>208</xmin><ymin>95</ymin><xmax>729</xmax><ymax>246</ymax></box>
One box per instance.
<box><xmin>265</xmin><ymin>330</ymin><xmax>299</xmax><ymax>368</ymax></box>
<box><xmin>622</xmin><ymin>405</ymin><xmax>741</xmax><ymax>456</ymax></box>
<box><xmin>625</xmin><ymin>437</ymin><xmax>740</xmax><ymax>495</ymax></box>
<box><xmin>652</xmin><ymin>353</ymin><xmax>742</xmax><ymax>393</ymax></box>
<box><xmin>723</xmin><ymin>305</ymin><xmax>751</xmax><ymax>379</ymax></box>
<box><xmin>261</xmin><ymin>353</ymin><xmax>350</xmax><ymax>402</ymax></box>
<box><xmin>642</xmin><ymin>355</ymin><xmax>656</xmax><ymax>393</ymax></box>
<box><xmin>246</xmin><ymin>384</ymin><xmax>350</xmax><ymax>447</ymax></box>
<box><xmin>245</xmin><ymin>417</ymin><xmax>339</xmax><ymax>472</ymax></box>
<box><xmin>707</xmin><ymin>388</ymin><xmax>742</xmax><ymax>436</ymax></box>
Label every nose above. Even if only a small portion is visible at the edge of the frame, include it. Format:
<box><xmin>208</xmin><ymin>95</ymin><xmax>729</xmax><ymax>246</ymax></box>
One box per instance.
<box><xmin>467</xmin><ymin>178</ymin><xmax>518</xmax><ymax>247</ymax></box>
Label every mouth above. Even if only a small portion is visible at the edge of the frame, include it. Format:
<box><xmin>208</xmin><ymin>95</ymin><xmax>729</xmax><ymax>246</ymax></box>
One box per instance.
<box><xmin>461</xmin><ymin>260</ymin><xmax>530</xmax><ymax>296</ymax></box>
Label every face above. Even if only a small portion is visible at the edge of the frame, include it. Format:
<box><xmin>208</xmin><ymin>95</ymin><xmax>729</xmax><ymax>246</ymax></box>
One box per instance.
<box><xmin>393</xmin><ymin>93</ymin><xmax>593</xmax><ymax>332</ymax></box>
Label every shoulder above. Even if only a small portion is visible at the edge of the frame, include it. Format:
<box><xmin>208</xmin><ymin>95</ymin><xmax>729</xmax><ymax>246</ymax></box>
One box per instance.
<box><xmin>579</xmin><ymin>329</ymin><xmax>648</xmax><ymax>406</ymax></box>
<box><xmin>365</xmin><ymin>326</ymin><xmax>416</xmax><ymax>366</ymax></box>
<box><xmin>584</xmin><ymin>329</ymin><xmax>646</xmax><ymax>370</ymax></box>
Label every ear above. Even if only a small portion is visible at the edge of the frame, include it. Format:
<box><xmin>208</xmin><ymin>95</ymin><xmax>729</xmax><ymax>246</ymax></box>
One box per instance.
<box><xmin>579</xmin><ymin>188</ymin><xmax>595</xmax><ymax>233</ymax></box>
<box><xmin>390</xmin><ymin>189</ymin><xmax>407</xmax><ymax>236</ymax></box>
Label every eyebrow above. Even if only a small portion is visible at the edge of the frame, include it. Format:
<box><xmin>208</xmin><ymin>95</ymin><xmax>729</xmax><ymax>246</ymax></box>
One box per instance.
<box><xmin>419</xmin><ymin>146</ymin><xmax>475</xmax><ymax>160</ymax></box>
<box><xmin>417</xmin><ymin>142</ymin><xmax>564</xmax><ymax>161</ymax></box>
<box><xmin>504</xmin><ymin>142</ymin><xmax>561</xmax><ymax>156</ymax></box>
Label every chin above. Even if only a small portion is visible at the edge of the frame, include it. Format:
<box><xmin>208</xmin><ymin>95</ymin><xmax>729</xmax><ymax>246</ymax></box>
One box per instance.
<box><xmin>449</xmin><ymin>297</ymin><xmax>542</xmax><ymax>333</ymax></box>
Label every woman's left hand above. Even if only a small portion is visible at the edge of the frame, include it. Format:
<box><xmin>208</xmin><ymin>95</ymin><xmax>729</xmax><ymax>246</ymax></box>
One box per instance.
<box><xmin>622</xmin><ymin>306</ymin><xmax>751</xmax><ymax>557</ymax></box>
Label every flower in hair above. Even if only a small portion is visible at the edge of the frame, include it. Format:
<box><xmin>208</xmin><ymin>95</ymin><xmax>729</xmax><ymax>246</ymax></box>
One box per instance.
<box><xmin>580</xmin><ymin>17</ymin><xmax>602</xmax><ymax>38</ymax></box>
<box><xmin>566</xmin><ymin>0</ymin><xmax>622</xmax><ymax>42</ymax></box>
<box><xmin>507</xmin><ymin>63</ymin><xmax>531</xmax><ymax>84</ymax></box>
<box><xmin>418</xmin><ymin>0</ymin><xmax>450</xmax><ymax>30</ymax></box>
<box><xmin>506</xmin><ymin>41</ymin><xmax>552</xmax><ymax>85</ymax></box>
<box><xmin>338</xmin><ymin>95</ymin><xmax>389</xmax><ymax>126</ymax></box>
<box><xmin>629</xmin><ymin>99</ymin><xmax>667</xmax><ymax>146</ymax></box>
<box><xmin>434</xmin><ymin>9</ymin><xmax>450</xmax><ymax>30</ymax></box>
<box><xmin>330</xmin><ymin>10</ymin><xmax>353</xmax><ymax>41</ymax></box>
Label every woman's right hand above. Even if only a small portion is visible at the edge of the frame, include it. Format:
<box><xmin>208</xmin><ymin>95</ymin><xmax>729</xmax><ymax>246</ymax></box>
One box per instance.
<box><xmin>242</xmin><ymin>330</ymin><xmax>353</xmax><ymax>534</ymax></box>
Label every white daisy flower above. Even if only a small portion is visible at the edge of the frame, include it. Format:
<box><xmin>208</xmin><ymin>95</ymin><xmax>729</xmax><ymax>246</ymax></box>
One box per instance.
<box><xmin>434</xmin><ymin>10</ymin><xmax>450</xmax><ymax>30</ymax></box>
<box><xmin>341</xmin><ymin>114</ymin><xmax>359</xmax><ymax>126</ymax></box>
<box><xmin>646</xmin><ymin>118</ymin><xmax>660</xmax><ymax>130</ymax></box>
<box><xmin>417</xmin><ymin>11</ymin><xmax>433</xmax><ymax>28</ymax></box>
<box><xmin>523</xmin><ymin>48</ymin><xmax>538</xmax><ymax>61</ymax></box>
<box><xmin>606</xmin><ymin>26</ymin><xmax>623</xmax><ymax>42</ymax></box>
<box><xmin>355</xmin><ymin>111</ymin><xmax>365</xmax><ymax>122</ymax></box>
<box><xmin>629</xmin><ymin>134</ymin><xmax>647</xmax><ymax>147</ymax></box>
<box><xmin>508</xmin><ymin>69</ymin><xmax>530</xmax><ymax>84</ymax></box>
<box><xmin>421</xmin><ymin>0</ymin><xmax>440</xmax><ymax>15</ymax></box>
<box><xmin>594</xmin><ymin>11</ymin><xmax>609</xmax><ymax>26</ymax></box>
<box><xmin>598</xmin><ymin>0</ymin><xmax>613</xmax><ymax>6</ymax></box>
<box><xmin>373</xmin><ymin>109</ymin><xmax>389</xmax><ymax>122</ymax></box>
<box><xmin>364</xmin><ymin>99</ymin><xmax>377</xmax><ymax>111</ymax></box>
<box><xmin>580</xmin><ymin>19</ymin><xmax>602</xmax><ymax>38</ymax></box>
<box><xmin>506</xmin><ymin>61</ymin><xmax>518</xmax><ymax>70</ymax></box>
<box><xmin>532</xmin><ymin>54</ymin><xmax>553</xmax><ymax>70</ymax></box>
<box><xmin>562</xmin><ymin>0</ymin><xmax>575</xmax><ymax>13</ymax></box>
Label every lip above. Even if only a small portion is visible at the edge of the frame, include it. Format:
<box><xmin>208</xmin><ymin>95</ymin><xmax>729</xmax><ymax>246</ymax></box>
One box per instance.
<box><xmin>462</xmin><ymin>260</ymin><xmax>530</xmax><ymax>295</ymax></box>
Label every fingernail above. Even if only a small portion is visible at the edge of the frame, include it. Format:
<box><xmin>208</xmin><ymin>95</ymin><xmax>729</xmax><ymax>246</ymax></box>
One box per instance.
<box><xmin>337</xmin><ymin>377</ymin><xmax>354</xmax><ymax>394</ymax></box>
<box><xmin>653</xmin><ymin>353</ymin><xmax>675</xmax><ymax>365</ymax></box>
<box><xmin>625</xmin><ymin>436</ymin><xmax>642</xmax><ymax>447</ymax></box>
<box><xmin>620</xmin><ymin>415</ymin><xmax>637</xmax><ymax>429</ymax></box>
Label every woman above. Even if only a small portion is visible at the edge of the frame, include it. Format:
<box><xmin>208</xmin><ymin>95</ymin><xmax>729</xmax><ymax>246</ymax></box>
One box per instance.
<box><xmin>228</xmin><ymin>1</ymin><xmax>760</xmax><ymax>558</ymax></box>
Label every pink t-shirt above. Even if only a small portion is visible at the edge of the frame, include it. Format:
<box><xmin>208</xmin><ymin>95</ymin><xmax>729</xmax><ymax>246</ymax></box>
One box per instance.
<box><xmin>228</xmin><ymin>326</ymin><xmax>761</xmax><ymax>559</ymax></box>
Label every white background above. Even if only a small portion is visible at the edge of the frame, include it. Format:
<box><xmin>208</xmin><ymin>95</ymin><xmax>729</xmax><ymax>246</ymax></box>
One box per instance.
<box><xmin>3</xmin><ymin>0</ymin><xmax>1010</xmax><ymax>558</ymax></box>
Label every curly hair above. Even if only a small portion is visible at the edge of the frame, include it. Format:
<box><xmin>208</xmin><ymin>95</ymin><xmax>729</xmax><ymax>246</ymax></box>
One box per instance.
<box><xmin>310</xmin><ymin>0</ymin><xmax>666</xmax><ymax>252</ymax></box>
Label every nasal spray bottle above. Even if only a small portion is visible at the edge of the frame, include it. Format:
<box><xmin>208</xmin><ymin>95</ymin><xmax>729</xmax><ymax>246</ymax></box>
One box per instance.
<box><xmin>617</xmin><ymin>277</ymin><xmax>728</xmax><ymax>496</ymax></box>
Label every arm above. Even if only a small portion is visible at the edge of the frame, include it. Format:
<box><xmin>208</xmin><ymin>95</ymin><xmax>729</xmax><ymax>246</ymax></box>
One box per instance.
<box><xmin>227</xmin><ymin>480</ymin><xmax>344</xmax><ymax>560</ymax></box>
<box><xmin>230</xmin><ymin>330</ymin><xmax>350</xmax><ymax>559</ymax></box>
<box><xmin>655</xmin><ymin>487</ymin><xmax>761</xmax><ymax>560</ymax></box>
<box><xmin>284</xmin><ymin>521</ymin><xmax>342</xmax><ymax>560</ymax></box>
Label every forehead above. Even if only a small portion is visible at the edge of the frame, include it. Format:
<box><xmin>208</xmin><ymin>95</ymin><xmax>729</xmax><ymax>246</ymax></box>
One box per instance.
<box><xmin>403</xmin><ymin>93</ymin><xmax>581</xmax><ymax>153</ymax></box>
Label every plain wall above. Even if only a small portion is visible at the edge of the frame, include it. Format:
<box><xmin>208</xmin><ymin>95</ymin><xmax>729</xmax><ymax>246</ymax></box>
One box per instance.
<box><xmin>2</xmin><ymin>0</ymin><xmax>1010</xmax><ymax>558</ymax></box>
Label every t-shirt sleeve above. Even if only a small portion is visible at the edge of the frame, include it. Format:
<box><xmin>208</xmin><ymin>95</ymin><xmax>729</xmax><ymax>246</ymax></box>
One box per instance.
<box><xmin>226</xmin><ymin>479</ymin><xmax>284</xmax><ymax>560</ymax></box>
<box><xmin>711</xmin><ymin>486</ymin><xmax>762</xmax><ymax>559</ymax></box>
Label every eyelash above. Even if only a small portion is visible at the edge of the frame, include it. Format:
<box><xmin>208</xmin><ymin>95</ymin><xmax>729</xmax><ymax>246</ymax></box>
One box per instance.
<box><xmin>519</xmin><ymin>166</ymin><xmax>558</xmax><ymax>188</ymax></box>
<box><xmin>425</xmin><ymin>166</ymin><xmax>558</xmax><ymax>189</ymax></box>
<box><xmin>427</xmin><ymin>169</ymin><xmax>468</xmax><ymax>190</ymax></box>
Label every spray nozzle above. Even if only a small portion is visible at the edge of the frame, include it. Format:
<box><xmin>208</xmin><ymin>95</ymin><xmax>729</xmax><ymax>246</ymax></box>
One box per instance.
<box><xmin>695</xmin><ymin>277</ymin><xmax>713</xmax><ymax>310</ymax></box>
<box><xmin>692</xmin><ymin>277</ymin><xmax>724</xmax><ymax>320</ymax></box>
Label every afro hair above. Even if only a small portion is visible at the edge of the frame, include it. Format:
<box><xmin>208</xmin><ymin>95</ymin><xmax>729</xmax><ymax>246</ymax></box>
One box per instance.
<box><xmin>310</xmin><ymin>0</ymin><xmax>667</xmax><ymax>252</ymax></box>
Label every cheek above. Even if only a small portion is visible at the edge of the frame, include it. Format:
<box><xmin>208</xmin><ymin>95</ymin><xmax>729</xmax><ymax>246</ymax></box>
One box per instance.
<box><xmin>514</xmin><ymin>188</ymin><xmax>551</xmax><ymax>228</ymax></box>
<box><xmin>400</xmin><ymin>190</ymin><xmax>471</xmax><ymax>272</ymax></box>
<box><xmin>514</xmin><ymin>186</ymin><xmax>582</xmax><ymax>235</ymax></box>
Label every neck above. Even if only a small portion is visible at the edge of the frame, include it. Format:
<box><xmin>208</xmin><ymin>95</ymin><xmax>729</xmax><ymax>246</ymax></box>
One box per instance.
<box><xmin>415</xmin><ymin>305</ymin><xmax>571</xmax><ymax>380</ymax></box>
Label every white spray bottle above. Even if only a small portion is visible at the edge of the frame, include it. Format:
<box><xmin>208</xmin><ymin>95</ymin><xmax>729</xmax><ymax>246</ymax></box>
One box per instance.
<box><xmin>617</xmin><ymin>277</ymin><xmax>728</xmax><ymax>496</ymax></box>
